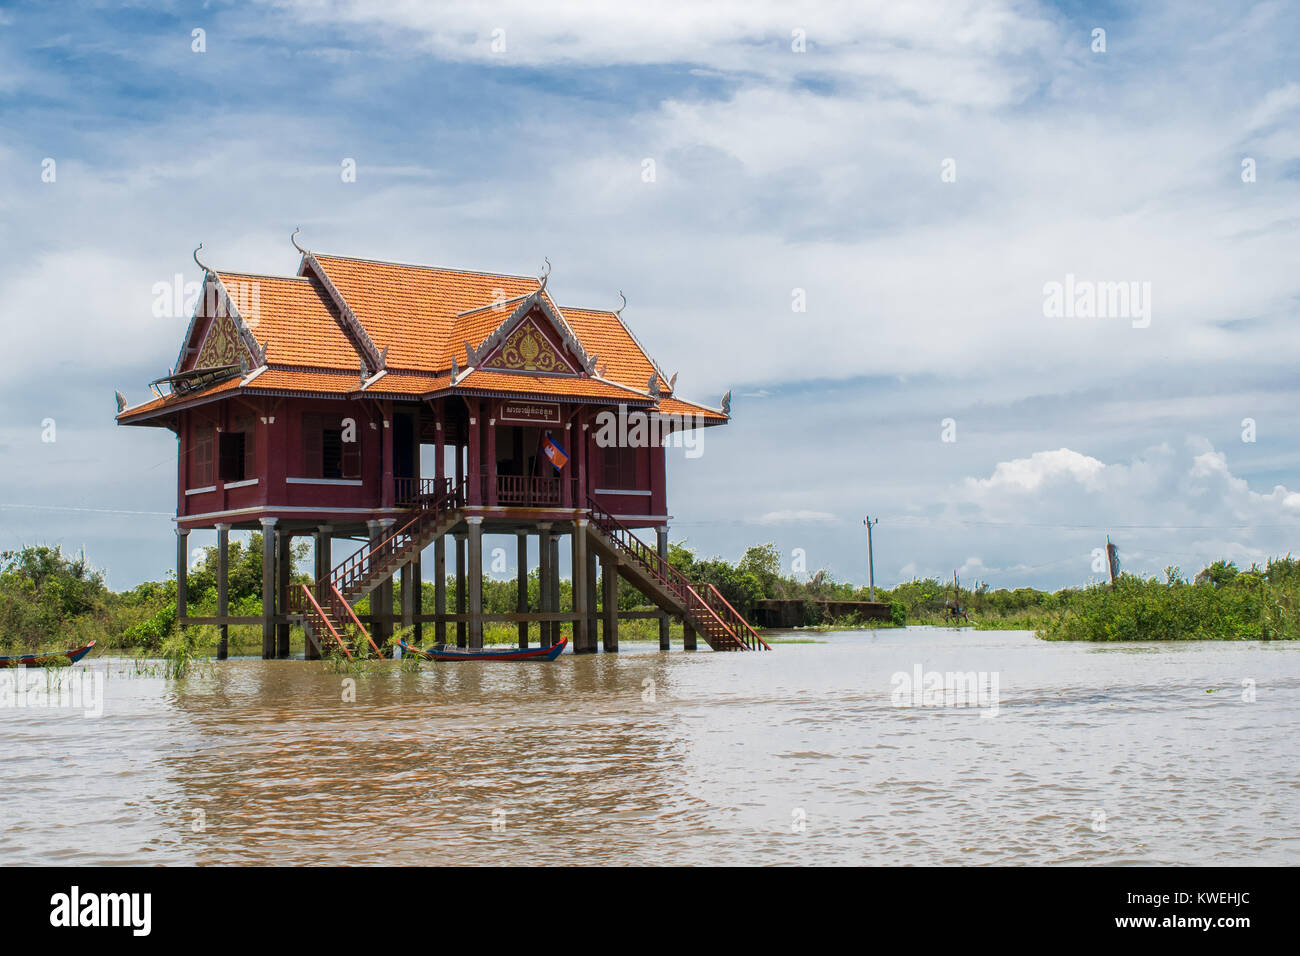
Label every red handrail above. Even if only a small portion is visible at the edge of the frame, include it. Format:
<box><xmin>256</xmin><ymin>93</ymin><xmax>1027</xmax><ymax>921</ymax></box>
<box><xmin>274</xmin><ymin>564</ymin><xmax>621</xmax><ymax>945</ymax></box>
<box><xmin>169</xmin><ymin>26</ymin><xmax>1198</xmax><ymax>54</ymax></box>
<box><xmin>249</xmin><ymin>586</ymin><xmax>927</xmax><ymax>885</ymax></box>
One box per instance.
<box><xmin>586</xmin><ymin>496</ymin><xmax>765</xmax><ymax>650</ymax></box>
<box><xmin>332</xmin><ymin>584</ymin><xmax>384</xmax><ymax>657</ymax></box>
<box><xmin>299</xmin><ymin>584</ymin><xmax>352</xmax><ymax>660</ymax></box>
<box><xmin>704</xmin><ymin>583</ymin><xmax>771</xmax><ymax>650</ymax></box>
<box><xmin>326</xmin><ymin>482</ymin><xmax>462</xmax><ymax>598</ymax></box>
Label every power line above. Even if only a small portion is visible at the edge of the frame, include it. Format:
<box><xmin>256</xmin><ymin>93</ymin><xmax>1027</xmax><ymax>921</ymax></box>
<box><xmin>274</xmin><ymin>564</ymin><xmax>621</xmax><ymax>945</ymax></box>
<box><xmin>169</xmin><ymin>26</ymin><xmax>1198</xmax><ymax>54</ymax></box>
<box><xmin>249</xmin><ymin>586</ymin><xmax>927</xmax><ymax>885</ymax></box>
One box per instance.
<box><xmin>0</xmin><ymin>503</ymin><xmax>174</xmax><ymax>518</ymax></box>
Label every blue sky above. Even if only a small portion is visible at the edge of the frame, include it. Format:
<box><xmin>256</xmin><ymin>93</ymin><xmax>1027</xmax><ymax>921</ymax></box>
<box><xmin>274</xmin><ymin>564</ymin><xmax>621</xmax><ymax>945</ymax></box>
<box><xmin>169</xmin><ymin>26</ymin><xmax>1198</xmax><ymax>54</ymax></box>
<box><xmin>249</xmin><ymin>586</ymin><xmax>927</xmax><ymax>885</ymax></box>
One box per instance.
<box><xmin>2</xmin><ymin>1</ymin><xmax>1299</xmax><ymax>591</ymax></box>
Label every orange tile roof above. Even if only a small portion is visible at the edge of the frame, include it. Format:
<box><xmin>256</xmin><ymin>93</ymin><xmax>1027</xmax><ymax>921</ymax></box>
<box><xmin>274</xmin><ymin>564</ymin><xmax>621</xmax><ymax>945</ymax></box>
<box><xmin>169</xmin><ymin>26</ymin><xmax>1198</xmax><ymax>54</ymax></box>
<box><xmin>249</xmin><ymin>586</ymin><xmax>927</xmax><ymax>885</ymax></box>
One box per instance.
<box><xmin>363</xmin><ymin>372</ymin><xmax>453</xmax><ymax>395</ymax></box>
<box><xmin>310</xmin><ymin>255</ymin><xmax>550</xmax><ymax>374</ymax></box>
<box><xmin>213</xmin><ymin>272</ymin><xmax>359</xmax><ymax>370</ymax></box>
<box><xmin>657</xmin><ymin>396</ymin><xmax>727</xmax><ymax>423</ymax></box>
<box><xmin>562</xmin><ymin>306</ymin><xmax>662</xmax><ymax>394</ymax></box>
<box><xmin>123</xmin><ymin>250</ymin><xmax>726</xmax><ymax>424</ymax></box>
<box><xmin>455</xmin><ymin>370</ymin><xmax>653</xmax><ymax>402</ymax></box>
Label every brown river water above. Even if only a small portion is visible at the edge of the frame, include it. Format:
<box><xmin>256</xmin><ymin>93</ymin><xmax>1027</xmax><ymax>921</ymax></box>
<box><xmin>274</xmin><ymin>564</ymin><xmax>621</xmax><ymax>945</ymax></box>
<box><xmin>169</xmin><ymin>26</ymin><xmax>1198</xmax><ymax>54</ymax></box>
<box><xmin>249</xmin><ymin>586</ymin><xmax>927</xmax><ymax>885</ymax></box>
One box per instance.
<box><xmin>1</xmin><ymin>628</ymin><xmax>1296</xmax><ymax>865</ymax></box>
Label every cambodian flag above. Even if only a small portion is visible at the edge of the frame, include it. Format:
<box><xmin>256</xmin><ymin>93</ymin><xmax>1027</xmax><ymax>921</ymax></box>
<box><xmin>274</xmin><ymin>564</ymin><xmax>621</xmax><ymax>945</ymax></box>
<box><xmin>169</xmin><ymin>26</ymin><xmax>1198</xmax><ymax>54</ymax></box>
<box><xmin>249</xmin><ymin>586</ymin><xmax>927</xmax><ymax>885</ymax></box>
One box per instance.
<box><xmin>542</xmin><ymin>432</ymin><xmax>569</xmax><ymax>471</ymax></box>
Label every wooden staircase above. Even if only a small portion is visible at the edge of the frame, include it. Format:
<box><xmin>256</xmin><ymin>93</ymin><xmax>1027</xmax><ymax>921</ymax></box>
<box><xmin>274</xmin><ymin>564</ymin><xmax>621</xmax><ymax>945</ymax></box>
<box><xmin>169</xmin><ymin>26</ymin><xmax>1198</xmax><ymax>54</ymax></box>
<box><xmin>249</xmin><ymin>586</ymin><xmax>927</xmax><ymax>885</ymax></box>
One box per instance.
<box><xmin>585</xmin><ymin>499</ymin><xmax>770</xmax><ymax>651</ymax></box>
<box><xmin>289</xmin><ymin>479</ymin><xmax>464</xmax><ymax>657</ymax></box>
<box><xmin>288</xmin><ymin>482</ymin><xmax>768</xmax><ymax>657</ymax></box>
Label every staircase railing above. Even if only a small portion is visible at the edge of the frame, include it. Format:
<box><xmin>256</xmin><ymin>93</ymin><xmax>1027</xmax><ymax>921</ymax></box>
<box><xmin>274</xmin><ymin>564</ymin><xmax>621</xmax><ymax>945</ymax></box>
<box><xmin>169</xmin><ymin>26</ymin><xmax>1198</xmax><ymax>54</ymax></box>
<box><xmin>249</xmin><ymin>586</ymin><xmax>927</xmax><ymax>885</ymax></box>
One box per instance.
<box><xmin>331</xmin><ymin>583</ymin><xmax>384</xmax><ymax>657</ymax></box>
<box><xmin>702</xmin><ymin>583</ymin><xmax>771</xmax><ymax>650</ymax></box>
<box><xmin>297</xmin><ymin>583</ymin><xmax>353</xmax><ymax>660</ymax></box>
<box><xmin>330</xmin><ymin>481</ymin><xmax>464</xmax><ymax>599</ymax></box>
<box><xmin>586</xmin><ymin>497</ymin><xmax>768</xmax><ymax>650</ymax></box>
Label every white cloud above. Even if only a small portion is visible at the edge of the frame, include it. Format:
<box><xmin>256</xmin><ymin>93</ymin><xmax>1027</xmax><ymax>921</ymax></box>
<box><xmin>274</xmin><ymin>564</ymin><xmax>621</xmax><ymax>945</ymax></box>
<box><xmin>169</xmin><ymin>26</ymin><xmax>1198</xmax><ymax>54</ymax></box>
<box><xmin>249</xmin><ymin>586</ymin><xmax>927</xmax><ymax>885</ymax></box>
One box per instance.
<box><xmin>964</xmin><ymin>448</ymin><xmax>1106</xmax><ymax>493</ymax></box>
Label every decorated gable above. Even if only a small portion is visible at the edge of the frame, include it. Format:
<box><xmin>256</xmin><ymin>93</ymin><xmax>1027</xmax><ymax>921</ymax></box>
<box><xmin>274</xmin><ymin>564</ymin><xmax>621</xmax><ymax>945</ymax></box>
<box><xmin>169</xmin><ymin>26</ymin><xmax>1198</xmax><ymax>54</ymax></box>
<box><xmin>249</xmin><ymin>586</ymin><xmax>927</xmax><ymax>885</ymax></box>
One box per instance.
<box><xmin>481</xmin><ymin>313</ymin><xmax>578</xmax><ymax>374</ymax></box>
<box><xmin>193</xmin><ymin>314</ymin><xmax>251</xmax><ymax>370</ymax></box>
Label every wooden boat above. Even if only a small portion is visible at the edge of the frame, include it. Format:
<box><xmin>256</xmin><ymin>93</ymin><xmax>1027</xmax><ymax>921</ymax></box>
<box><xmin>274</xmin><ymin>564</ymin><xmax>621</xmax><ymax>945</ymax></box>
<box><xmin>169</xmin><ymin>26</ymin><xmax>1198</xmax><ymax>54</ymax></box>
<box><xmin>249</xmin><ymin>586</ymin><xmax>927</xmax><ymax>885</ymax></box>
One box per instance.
<box><xmin>398</xmin><ymin>638</ymin><xmax>567</xmax><ymax>662</ymax></box>
<box><xmin>0</xmin><ymin>641</ymin><xmax>96</xmax><ymax>669</ymax></box>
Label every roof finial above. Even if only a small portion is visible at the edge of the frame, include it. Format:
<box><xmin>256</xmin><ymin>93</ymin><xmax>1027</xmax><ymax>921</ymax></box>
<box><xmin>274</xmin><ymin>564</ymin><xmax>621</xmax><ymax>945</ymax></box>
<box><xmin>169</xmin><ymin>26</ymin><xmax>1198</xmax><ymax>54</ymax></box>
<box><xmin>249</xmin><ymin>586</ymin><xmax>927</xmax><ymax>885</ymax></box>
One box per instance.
<box><xmin>615</xmin><ymin>290</ymin><xmax>626</xmax><ymax>318</ymax></box>
<box><xmin>193</xmin><ymin>243</ymin><xmax>212</xmax><ymax>274</ymax></box>
<box><xmin>291</xmin><ymin>227</ymin><xmax>308</xmax><ymax>255</ymax></box>
<box><xmin>538</xmin><ymin>256</ymin><xmax>551</xmax><ymax>291</ymax></box>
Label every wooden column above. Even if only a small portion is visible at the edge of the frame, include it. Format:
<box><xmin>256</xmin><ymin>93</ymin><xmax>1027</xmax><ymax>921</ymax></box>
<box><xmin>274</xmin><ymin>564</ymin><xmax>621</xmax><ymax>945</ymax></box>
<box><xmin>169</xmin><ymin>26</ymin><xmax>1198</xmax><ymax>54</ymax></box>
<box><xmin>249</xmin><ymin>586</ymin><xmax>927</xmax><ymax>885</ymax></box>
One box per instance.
<box><xmin>576</xmin><ymin>416</ymin><xmax>588</xmax><ymax>504</ymax></box>
<box><xmin>467</xmin><ymin>400</ymin><xmax>481</xmax><ymax>505</ymax></box>
<box><xmin>215</xmin><ymin>523</ymin><xmax>229</xmax><ymax>660</ymax></box>
<box><xmin>434</xmin><ymin>535</ymin><xmax>447</xmax><ymax>644</ymax></box>
<box><xmin>560</xmin><ymin>421</ymin><xmax>573</xmax><ymax>507</ymax></box>
<box><xmin>259</xmin><ymin>517</ymin><xmax>277</xmax><ymax>659</ymax></box>
<box><xmin>467</xmin><ymin>516</ymin><xmax>483</xmax><ymax>649</ymax></box>
<box><xmin>276</xmin><ymin>528</ymin><xmax>292</xmax><ymax>658</ymax></box>
<box><xmin>307</xmin><ymin>525</ymin><xmax>331</xmax><ymax>660</ymax></box>
<box><xmin>516</xmin><ymin>529</ymin><xmax>529</xmax><ymax>648</ymax></box>
<box><xmin>434</xmin><ymin>415</ymin><xmax>445</xmax><ymax>488</ymax></box>
<box><xmin>601</xmin><ymin>554</ymin><xmax>619</xmax><ymax>652</ymax></box>
<box><xmin>455</xmin><ymin>431</ymin><xmax>465</xmax><ymax>495</ymax></box>
<box><xmin>657</xmin><ymin>525</ymin><xmax>671</xmax><ymax>651</ymax></box>
<box><xmin>572</xmin><ymin>518</ymin><xmax>591</xmax><ymax>653</ymax></box>
<box><xmin>455</xmin><ymin>531</ymin><xmax>467</xmax><ymax>647</ymax></box>
<box><xmin>486</xmin><ymin>405</ymin><xmax>497</xmax><ymax>506</ymax></box>
<box><xmin>538</xmin><ymin>523</ymin><xmax>552</xmax><ymax>648</ymax></box>
<box><xmin>381</xmin><ymin>401</ymin><xmax>394</xmax><ymax>509</ymax></box>
<box><xmin>683</xmin><ymin>622</ymin><xmax>698</xmax><ymax>651</ymax></box>
<box><xmin>176</xmin><ymin>527</ymin><xmax>189</xmax><ymax>630</ymax></box>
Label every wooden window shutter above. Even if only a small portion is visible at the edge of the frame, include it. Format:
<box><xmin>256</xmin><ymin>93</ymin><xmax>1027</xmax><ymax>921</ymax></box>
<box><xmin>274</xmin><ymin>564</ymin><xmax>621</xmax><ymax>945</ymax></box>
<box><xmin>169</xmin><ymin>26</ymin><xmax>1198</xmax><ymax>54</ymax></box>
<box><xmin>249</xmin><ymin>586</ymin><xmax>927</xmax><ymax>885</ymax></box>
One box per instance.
<box><xmin>302</xmin><ymin>413</ymin><xmax>323</xmax><ymax>479</ymax></box>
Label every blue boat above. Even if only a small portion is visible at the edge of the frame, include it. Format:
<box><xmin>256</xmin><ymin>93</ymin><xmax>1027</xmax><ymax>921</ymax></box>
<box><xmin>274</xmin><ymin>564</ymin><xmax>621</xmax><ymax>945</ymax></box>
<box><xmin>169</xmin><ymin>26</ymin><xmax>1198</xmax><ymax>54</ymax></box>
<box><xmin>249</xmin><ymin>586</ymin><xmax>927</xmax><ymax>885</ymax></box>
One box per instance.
<box><xmin>0</xmin><ymin>641</ymin><xmax>96</xmax><ymax>668</ymax></box>
<box><xmin>399</xmin><ymin>637</ymin><xmax>567</xmax><ymax>661</ymax></box>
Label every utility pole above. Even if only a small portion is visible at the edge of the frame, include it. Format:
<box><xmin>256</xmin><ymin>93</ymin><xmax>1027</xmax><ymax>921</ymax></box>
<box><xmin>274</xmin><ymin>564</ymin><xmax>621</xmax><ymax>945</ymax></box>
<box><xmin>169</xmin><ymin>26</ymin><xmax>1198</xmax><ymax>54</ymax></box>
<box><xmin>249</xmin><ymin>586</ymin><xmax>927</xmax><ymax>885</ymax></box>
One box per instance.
<box><xmin>864</xmin><ymin>516</ymin><xmax>878</xmax><ymax>601</ymax></box>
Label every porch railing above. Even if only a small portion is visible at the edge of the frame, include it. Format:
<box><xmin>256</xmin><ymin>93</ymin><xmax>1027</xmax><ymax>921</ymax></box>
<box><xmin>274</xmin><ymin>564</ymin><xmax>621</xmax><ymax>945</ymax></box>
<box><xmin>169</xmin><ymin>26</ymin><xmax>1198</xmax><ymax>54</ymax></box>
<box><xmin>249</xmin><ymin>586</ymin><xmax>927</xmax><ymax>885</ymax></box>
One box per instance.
<box><xmin>495</xmin><ymin>474</ymin><xmax>575</xmax><ymax>506</ymax></box>
<box><xmin>394</xmin><ymin>476</ymin><xmax>454</xmax><ymax>507</ymax></box>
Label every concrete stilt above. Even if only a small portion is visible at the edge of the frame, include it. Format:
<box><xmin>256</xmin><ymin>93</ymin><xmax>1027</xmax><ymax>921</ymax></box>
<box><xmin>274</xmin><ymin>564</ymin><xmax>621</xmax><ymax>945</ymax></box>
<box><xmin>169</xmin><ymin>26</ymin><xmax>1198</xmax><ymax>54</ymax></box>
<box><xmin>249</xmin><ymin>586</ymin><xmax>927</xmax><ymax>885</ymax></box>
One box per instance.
<box><xmin>516</xmin><ymin>530</ymin><xmax>529</xmax><ymax>648</ymax></box>
<box><xmin>572</xmin><ymin>518</ymin><xmax>591</xmax><ymax>653</ymax></box>
<box><xmin>434</xmin><ymin>535</ymin><xmax>447</xmax><ymax>644</ymax></box>
<box><xmin>215</xmin><ymin>523</ymin><xmax>229</xmax><ymax>660</ymax></box>
<box><xmin>176</xmin><ymin>528</ymin><xmax>189</xmax><ymax>634</ymax></box>
<box><xmin>307</xmin><ymin>524</ymin><xmax>330</xmax><ymax>660</ymax></box>
<box><xmin>400</xmin><ymin>561</ymin><xmax>415</xmax><ymax>644</ymax></box>
<box><xmin>682</xmin><ymin>621</ymin><xmax>697</xmax><ymax>651</ymax></box>
<box><xmin>467</xmin><ymin>516</ymin><xmax>483</xmax><ymax>648</ymax></box>
<box><xmin>411</xmin><ymin>553</ymin><xmax>423</xmax><ymax>645</ymax></box>
<box><xmin>657</xmin><ymin>525</ymin><xmax>671</xmax><ymax>651</ymax></box>
<box><xmin>259</xmin><ymin>517</ymin><xmax>277</xmax><ymax>659</ymax></box>
<box><xmin>276</xmin><ymin>529</ymin><xmax>292</xmax><ymax>658</ymax></box>
<box><xmin>585</xmin><ymin>546</ymin><xmax>598</xmax><ymax>649</ymax></box>
<box><xmin>549</xmin><ymin>533</ymin><xmax>561</xmax><ymax>646</ymax></box>
<box><xmin>455</xmin><ymin>531</ymin><xmax>467</xmax><ymax>647</ymax></box>
<box><xmin>538</xmin><ymin>523</ymin><xmax>553</xmax><ymax>648</ymax></box>
<box><xmin>375</xmin><ymin>518</ymin><xmax>395</xmax><ymax>650</ymax></box>
<box><xmin>601</xmin><ymin>554</ymin><xmax>619</xmax><ymax>652</ymax></box>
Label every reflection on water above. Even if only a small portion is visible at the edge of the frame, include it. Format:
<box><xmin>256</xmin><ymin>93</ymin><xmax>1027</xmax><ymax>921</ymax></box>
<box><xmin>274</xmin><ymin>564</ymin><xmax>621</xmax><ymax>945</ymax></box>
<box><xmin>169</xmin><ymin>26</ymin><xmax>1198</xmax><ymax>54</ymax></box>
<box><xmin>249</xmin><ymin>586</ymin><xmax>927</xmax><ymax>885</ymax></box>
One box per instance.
<box><xmin>2</xmin><ymin>629</ymin><xmax>1296</xmax><ymax>865</ymax></box>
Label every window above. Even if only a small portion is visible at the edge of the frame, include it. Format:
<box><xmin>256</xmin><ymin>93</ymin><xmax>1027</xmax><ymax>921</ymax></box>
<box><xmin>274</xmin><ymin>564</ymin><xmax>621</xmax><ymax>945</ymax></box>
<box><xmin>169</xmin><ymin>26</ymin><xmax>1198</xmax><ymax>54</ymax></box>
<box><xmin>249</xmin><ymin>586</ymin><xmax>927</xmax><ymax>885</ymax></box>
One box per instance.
<box><xmin>601</xmin><ymin>445</ymin><xmax>637</xmax><ymax>488</ymax></box>
<box><xmin>303</xmin><ymin>412</ymin><xmax>361</xmax><ymax>479</ymax></box>
<box><xmin>191</xmin><ymin>424</ymin><xmax>214</xmax><ymax>486</ymax></box>
<box><xmin>218</xmin><ymin>432</ymin><xmax>246</xmax><ymax>482</ymax></box>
